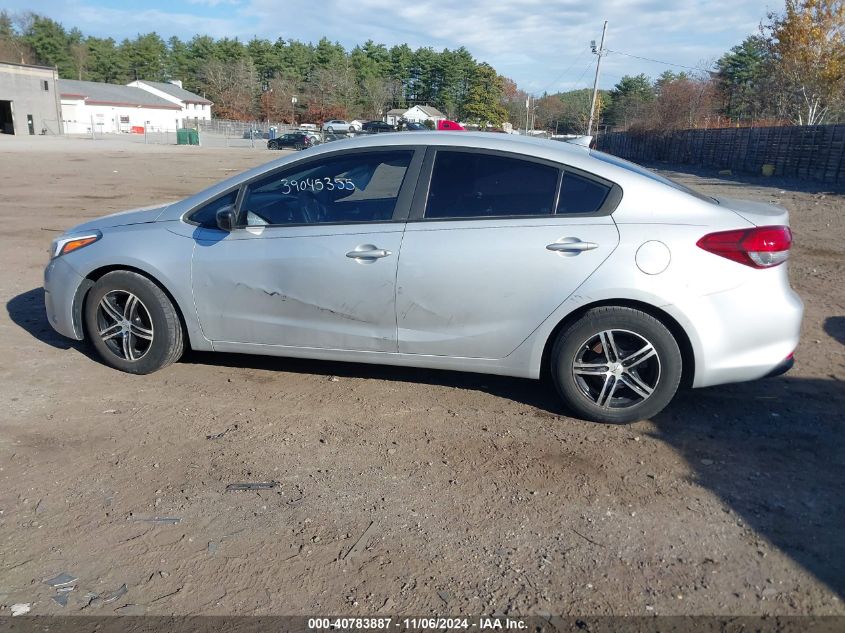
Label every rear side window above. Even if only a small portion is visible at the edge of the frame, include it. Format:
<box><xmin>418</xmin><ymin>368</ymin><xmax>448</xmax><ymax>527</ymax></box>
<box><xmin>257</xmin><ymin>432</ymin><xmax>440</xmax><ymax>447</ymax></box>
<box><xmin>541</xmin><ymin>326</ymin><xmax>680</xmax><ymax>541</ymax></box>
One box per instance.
<box><xmin>425</xmin><ymin>151</ymin><xmax>558</xmax><ymax>219</ymax></box>
<box><xmin>188</xmin><ymin>190</ymin><xmax>238</xmax><ymax>228</ymax></box>
<box><xmin>557</xmin><ymin>171</ymin><xmax>611</xmax><ymax>214</ymax></box>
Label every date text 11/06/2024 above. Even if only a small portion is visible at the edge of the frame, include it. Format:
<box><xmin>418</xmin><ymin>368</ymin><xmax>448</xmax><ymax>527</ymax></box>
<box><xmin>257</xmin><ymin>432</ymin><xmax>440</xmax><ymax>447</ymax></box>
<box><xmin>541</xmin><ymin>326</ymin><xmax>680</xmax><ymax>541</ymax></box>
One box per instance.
<box><xmin>307</xmin><ymin>617</ymin><xmax>528</xmax><ymax>630</ymax></box>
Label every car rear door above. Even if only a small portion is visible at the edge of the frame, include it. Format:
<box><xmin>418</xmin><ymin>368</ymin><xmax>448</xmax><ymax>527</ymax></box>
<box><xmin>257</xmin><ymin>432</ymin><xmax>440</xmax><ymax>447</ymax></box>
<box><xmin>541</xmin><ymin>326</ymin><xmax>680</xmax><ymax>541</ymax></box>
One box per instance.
<box><xmin>191</xmin><ymin>147</ymin><xmax>423</xmax><ymax>352</ymax></box>
<box><xmin>396</xmin><ymin>147</ymin><xmax>620</xmax><ymax>359</ymax></box>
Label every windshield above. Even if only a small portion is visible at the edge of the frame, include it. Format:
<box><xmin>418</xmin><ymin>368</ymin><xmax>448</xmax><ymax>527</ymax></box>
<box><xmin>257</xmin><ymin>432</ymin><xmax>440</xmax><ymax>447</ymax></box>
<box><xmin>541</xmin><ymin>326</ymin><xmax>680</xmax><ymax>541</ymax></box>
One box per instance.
<box><xmin>589</xmin><ymin>150</ymin><xmax>717</xmax><ymax>204</ymax></box>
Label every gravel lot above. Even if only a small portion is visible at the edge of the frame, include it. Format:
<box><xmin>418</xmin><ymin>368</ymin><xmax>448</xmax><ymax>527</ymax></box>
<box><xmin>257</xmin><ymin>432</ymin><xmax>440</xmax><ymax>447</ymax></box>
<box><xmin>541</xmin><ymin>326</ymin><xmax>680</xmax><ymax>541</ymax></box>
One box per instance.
<box><xmin>0</xmin><ymin>135</ymin><xmax>843</xmax><ymax>616</ymax></box>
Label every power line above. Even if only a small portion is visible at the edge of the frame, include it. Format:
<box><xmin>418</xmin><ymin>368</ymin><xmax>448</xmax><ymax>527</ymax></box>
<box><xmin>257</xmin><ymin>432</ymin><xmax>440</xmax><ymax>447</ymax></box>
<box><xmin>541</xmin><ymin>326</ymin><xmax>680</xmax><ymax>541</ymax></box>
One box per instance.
<box><xmin>535</xmin><ymin>47</ymin><xmax>590</xmax><ymax>96</ymax></box>
<box><xmin>606</xmin><ymin>49</ymin><xmax>711</xmax><ymax>73</ymax></box>
<box><xmin>573</xmin><ymin>57</ymin><xmax>596</xmax><ymax>88</ymax></box>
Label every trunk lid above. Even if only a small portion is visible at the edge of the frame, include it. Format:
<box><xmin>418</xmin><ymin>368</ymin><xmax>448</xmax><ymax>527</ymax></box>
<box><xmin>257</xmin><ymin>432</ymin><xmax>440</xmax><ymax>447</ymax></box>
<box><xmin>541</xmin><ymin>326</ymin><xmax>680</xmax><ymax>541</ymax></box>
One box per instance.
<box><xmin>716</xmin><ymin>196</ymin><xmax>790</xmax><ymax>228</ymax></box>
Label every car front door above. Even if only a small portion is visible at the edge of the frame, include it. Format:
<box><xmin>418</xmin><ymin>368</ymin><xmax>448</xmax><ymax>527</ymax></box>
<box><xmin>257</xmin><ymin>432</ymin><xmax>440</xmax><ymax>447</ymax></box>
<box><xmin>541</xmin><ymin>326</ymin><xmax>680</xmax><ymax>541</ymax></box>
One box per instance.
<box><xmin>191</xmin><ymin>147</ymin><xmax>422</xmax><ymax>352</ymax></box>
<box><xmin>396</xmin><ymin>148</ymin><xmax>621</xmax><ymax>359</ymax></box>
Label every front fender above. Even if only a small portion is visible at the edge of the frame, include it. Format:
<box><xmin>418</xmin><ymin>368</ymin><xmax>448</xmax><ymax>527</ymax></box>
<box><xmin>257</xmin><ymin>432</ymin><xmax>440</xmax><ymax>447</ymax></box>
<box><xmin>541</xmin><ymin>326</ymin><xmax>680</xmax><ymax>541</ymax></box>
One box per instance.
<box><xmin>60</xmin><ymin>221</ymin><xmax>212</xmax><ymax>352</ymax></box>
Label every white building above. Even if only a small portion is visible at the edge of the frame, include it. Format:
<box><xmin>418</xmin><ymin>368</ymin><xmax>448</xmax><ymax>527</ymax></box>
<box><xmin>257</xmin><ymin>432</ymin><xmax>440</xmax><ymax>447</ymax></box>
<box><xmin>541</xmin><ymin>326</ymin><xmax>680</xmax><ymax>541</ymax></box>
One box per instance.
<box><xmin>401</xmin><ymin>105</ymin><xmax>446</xmax><ymax>126</ymax></box>
<box><xmin>385</xmin><ymin>108</ymin><xmax>406</xmax><ymax>127</ymax></box>
<box><xmin>60</xmin><ymin>79</ymin><xmax>183</xmax><ymax>134</ymax></box>
<box><xmin>127</xmin><ymin>80</ymin><xmax>212</xmax><ymax>121</ymax></box>
<box><xmin>59</xmin><ymin>79</ymin><xmax>212</xmax><ymax>135</ymax></box>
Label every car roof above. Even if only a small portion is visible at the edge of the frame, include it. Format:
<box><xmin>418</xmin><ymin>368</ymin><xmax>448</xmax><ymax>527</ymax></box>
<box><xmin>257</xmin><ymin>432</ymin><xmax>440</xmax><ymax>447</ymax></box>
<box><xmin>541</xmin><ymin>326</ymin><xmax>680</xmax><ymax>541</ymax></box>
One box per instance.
<box><xmin>310</xmin><ymin>131</ymin><xmax>592</xmax><ymax>164</ymax></box>
<box><xmin>172</xmin><ymin>131</ymin><xmax>685</xmax><ymax>219</ymax></box>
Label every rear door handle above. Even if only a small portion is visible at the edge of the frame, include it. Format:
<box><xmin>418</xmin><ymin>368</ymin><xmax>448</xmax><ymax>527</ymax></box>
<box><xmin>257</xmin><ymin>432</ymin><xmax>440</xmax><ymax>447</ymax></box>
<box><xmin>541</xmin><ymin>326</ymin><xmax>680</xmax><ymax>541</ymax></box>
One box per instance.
<box><xmin>546</xmin><ymin>240</ymin><xmax>599</xmax><ymax>253</ymax></box>
<box><xmin>346</xmin><ymin>247</ymin><xmax>392</xmax><ymax>259</ymax></box>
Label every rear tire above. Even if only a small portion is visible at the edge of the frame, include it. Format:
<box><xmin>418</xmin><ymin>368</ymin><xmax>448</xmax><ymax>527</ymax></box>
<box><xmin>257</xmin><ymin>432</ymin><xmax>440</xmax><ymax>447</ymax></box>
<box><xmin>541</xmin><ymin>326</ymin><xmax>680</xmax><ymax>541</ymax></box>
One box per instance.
<box><xmin>84</xmin><ymin>271</ymin><xmax>184</xmax><ymax>375</ymax></box>
<box><xmin>550</xmin><ymin>307</ymin><xmax>681</xmax><ymax>423</ymax></box>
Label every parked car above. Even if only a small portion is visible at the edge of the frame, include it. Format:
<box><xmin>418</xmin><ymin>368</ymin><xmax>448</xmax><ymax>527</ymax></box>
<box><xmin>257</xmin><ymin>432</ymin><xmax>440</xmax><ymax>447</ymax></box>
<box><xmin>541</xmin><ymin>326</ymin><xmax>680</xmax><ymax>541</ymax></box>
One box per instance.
<box><xmin>267</xmin><ymin>133</ymin><xmax>313</xmax><ymax>150</ymax></box>
<box><xmin>321</xmin><ymin>120</ymin><xmax>355</xmax><ymax>133</ymax></box>
<box><xmin>242</xmin><ymin>128</ymin><xmax>265</xmax><ymax>139</ymax></box>
<box><xmin>401</xmin><ymin>121</ymin><xmax>428</xmax><ymax>130</ymax></box>
<box><xmin>361</xmin><ymin>120</ymin><xmax>395</xmax><ymax>133</ymax></box>
<box><xmin>297</xmin><ymin>130</ymin><xmax>321</xmax><ymax>144</ymax></box>
<box><xmin>43</xmin><ymin>133</ymin><xmax>802</xmax><ymax>423</ymax></box>
<box><xmin>437</xmin><ymin>119</ymin><xmax>465</xmax><ymax>131</ymax></box>
<box><xmin>299</xmin><ymin>123</ymin><xmax>318</xmax><ymax>131</ymax></box>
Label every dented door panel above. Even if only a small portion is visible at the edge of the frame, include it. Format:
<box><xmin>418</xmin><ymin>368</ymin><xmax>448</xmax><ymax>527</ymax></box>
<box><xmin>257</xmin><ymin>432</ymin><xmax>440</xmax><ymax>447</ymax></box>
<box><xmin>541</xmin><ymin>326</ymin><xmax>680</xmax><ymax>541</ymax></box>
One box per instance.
<box><xmin>191</xmin><ymin>224</ymin><xmax>403</xmax><ymax>352</ymax></box>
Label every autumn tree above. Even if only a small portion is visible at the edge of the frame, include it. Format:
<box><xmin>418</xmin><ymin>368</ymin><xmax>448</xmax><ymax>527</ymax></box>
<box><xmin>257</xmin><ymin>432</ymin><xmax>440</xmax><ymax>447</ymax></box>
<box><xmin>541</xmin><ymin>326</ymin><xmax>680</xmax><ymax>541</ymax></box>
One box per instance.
<box><xmin>198</xmin><ymin>58</ymin><xmax>258</xmax><ymax>120</ymax></box>
<box><xmin>260</xmin><ymin>73</ymin><xmax>298</xmax><ymax>122</ymax></box>
<box><xmin>636</xmin><ymin>76</ymin><xmax>719</xmax><ymax>131</ymax></box>
<box><xmin>501</xmin><ymin>76</ymin><xmax>529</xmax><ymax>126</ymax></box>
<box><xmin>0</xmin><ymin>11</ymin><xmax>36</xmax><ymax>64</ymax></box>
<box><xmin>360</xmin><ymin>75</ymin><xmax>400</xmax><ymax>119</ymax></box>
<box><xmin>764</xmin><ymin>0</ymin><xmax>845</xmax><ymax>124</ymax></box>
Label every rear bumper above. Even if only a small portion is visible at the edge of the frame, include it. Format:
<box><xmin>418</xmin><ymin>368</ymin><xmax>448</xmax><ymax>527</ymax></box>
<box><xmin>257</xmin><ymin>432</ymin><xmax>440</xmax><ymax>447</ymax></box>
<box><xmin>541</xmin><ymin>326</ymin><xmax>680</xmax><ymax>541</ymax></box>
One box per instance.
<box><xmin>44</xmin><ymin>256</ymin><xmax>86</xmax><ymax>341</ymax></box>
<box><xmin>668</xmin><ymin>268</ymin><xmax>803</xmax><ymax>389</ymax></box>
<box><xmin>764</xmin><ymin>354</ymin><xmax>795</xmax><ymax>378</ymax></box>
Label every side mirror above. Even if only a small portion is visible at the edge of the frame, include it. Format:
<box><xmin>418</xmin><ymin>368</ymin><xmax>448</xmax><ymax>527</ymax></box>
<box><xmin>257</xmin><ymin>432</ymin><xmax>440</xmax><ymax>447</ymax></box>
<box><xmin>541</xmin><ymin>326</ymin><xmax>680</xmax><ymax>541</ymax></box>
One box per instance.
<box><xmin>216</xmin><ymin>206</ymin><xmax>237</xmax><ymax>232</ymax></box>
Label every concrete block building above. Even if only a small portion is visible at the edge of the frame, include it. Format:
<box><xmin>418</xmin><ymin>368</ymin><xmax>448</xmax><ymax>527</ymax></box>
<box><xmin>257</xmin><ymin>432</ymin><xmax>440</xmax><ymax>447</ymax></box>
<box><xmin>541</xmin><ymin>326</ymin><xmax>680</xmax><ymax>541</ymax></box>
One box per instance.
<box><xmin>0</xmin><ymin>61</ymin><xmax>63</xmax><ymax>135</ymax></box>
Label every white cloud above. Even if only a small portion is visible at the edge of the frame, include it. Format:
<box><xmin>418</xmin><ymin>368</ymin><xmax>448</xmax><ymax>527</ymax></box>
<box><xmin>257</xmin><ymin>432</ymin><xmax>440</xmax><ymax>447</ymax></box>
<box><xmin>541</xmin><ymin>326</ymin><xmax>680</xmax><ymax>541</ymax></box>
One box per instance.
<box><xmin>6</xmin><ymin>0</ymin><xmax>770</xmax><ymax>91</ymax></box>
<box><xmin>239</xmin><ymin>0</ymin><xmax>766</xmax><ymax>91</ymax></box>
<box><xmin>185</xmin><ymin>0</ymin><xmax>240</xmax><ymax>7</ymax></box>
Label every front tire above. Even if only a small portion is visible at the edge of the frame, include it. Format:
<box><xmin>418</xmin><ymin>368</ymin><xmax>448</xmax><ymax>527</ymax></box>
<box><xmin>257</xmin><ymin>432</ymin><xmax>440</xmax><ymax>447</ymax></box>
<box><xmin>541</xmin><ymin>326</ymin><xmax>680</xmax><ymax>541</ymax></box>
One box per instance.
<box><xmin>84</xmin><ymin>271</ymin><xmax>184</xmax><ymax>375</ymax></box>
<box><xmin>550</xmin><ymin>307</ymin><xmax>682</xmax><ymax>423</ymax></box>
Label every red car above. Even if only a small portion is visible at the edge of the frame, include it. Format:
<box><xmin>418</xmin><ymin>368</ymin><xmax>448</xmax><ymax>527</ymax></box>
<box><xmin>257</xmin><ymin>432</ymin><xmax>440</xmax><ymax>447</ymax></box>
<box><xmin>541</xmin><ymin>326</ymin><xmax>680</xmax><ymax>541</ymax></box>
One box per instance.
<box><xmin>437</xmin><ymin>119</ymin><xmax>465</xmax><ymax>131</ymax></box>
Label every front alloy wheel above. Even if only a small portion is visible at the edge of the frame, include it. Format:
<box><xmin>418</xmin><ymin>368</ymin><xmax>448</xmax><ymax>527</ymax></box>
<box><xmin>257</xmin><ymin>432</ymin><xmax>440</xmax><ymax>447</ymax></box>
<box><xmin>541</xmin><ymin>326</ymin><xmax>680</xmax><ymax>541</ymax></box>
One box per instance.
<box><xmin>551</xmin><ymin>307</ymin><xmax>682</xmax><ymax>423</ymax></box>
<box><xmin>84</xmin><ymin>271</ymin><xmax>184</xmax><ymax>374</ymax></box>
<box><xmin>96</xmin><ymin>290</ymin><xmax>154</xmax><ymax>361</ymax></box>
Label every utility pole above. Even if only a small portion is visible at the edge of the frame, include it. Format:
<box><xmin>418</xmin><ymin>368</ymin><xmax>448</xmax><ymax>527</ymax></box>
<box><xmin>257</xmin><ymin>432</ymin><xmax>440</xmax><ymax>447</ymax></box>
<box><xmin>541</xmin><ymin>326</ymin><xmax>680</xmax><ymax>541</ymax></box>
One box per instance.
<box><xmin>525</xmin><ymin>95</ymin><xmax>530</xmax><ymax>134</ymax></box>
<box><xmin>587</xmin><ymin>20</ymin><xmax>608</xmax><ymax>137</ymax></box>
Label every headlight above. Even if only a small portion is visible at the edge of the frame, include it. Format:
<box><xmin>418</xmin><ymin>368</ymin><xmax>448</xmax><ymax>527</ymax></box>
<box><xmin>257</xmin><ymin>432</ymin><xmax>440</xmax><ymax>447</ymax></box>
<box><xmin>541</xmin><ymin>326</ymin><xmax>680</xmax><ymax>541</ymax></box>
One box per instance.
<box><xmin>51</xmin><ymin>231</ymin><xmax>102</xmax><ymax>259</ymax></box>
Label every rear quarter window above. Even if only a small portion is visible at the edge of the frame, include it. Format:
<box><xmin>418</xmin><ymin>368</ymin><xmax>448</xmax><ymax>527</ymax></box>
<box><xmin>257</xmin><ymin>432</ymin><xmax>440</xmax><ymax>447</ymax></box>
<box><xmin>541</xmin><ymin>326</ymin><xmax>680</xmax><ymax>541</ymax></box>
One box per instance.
<box><xmin>557</xmin><ymin>171</ymin><xmax>611</xmax><ymax>214</ymax></box>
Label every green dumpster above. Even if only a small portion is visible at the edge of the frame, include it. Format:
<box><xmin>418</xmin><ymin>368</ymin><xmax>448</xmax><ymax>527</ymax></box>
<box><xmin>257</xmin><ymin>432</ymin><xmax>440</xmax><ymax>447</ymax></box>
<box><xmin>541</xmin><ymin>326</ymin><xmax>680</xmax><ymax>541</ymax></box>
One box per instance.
<box><xmin>176</xmin><ymin>128</ymin><xmax>190</xmax><ymax>145</ymax></box>
<box><xmin>188</xmin><ymin>129</ymin><xmax>199</xmax><ymax>145</ymax></box>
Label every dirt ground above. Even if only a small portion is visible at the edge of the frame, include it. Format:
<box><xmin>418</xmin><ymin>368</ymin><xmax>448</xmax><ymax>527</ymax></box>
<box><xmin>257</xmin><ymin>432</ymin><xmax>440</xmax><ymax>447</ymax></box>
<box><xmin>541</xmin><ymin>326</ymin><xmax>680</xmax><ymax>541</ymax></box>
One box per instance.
<box><xmin>0</xmin><ymin>135</ymin><xmax>843</xmax><ymax>617</ymax></box>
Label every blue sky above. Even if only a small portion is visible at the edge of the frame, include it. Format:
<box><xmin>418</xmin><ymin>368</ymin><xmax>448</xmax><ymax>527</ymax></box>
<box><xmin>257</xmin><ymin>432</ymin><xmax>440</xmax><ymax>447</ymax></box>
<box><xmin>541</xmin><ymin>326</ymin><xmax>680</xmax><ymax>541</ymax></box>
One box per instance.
<box><xmin>5</xmin><ymin>0</ymin><xmax>771</xmax><ymax>93</ymax></box>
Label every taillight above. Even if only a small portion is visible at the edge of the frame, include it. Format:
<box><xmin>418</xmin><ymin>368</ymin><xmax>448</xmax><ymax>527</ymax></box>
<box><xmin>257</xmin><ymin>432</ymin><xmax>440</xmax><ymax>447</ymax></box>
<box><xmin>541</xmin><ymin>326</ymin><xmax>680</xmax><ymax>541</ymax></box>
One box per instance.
<box><xmin>696</xmin><ymin>225</ymin><xmax>792</xmax><ymax>268</ymax></box>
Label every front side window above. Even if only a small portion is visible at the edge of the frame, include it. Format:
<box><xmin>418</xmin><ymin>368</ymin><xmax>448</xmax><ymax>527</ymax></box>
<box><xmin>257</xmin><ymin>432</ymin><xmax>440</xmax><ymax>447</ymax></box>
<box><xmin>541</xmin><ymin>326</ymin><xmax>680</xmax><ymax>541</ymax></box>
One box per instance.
<box><xmin>425</xmin><ymin>151</ymin><xmax>559</xmax><ymax>219</ymax></box>
<box><xmin>241</xmin><ymin>151</ymin><xmax>413</xmax><ymax>226</ymax></box>
<box><xmin>556</xmin><ymin>171</ymin><xmax>611</xmax><ymax>214</ymax></box>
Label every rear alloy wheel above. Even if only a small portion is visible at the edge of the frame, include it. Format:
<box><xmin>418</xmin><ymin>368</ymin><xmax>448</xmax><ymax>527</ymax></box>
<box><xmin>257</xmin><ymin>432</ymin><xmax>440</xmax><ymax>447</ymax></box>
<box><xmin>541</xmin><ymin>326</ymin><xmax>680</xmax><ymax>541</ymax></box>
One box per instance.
<box><xmin>84</xmin><ymin>271</ymin><xmax>184</xmax><ymax>374</ymax></box>
<box><xmin>327</xmin><ymin>126</ymin><xmax>334</xmax><ymax>133</ymax></box>
<box><xmin>551</xmin><ymin>307</ymin><xmax>682</xmax><ymax>423</ymax></box>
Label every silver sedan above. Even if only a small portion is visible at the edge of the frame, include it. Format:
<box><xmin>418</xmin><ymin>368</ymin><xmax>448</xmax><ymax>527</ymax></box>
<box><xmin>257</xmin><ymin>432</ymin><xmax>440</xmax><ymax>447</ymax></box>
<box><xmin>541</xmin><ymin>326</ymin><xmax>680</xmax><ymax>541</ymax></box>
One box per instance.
<box><xmin>43</xmin><ymin>132</ymin><xmax>802</xmax><ymax>423</ymax></box>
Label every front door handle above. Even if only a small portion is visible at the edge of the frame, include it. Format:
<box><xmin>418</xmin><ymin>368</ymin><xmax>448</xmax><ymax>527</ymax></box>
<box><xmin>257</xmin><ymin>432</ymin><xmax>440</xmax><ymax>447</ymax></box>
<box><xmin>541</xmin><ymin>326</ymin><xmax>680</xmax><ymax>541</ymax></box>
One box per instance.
<box><xmin>546</xmin><ymin>240</ymin><xmax>599</xmax><ymax>253</ymax></box>
<box><xmin>346</xmin><ymin>246</ymin><xmax>392</xmax><ymax>259</ymax></box>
